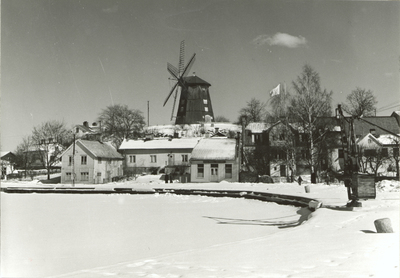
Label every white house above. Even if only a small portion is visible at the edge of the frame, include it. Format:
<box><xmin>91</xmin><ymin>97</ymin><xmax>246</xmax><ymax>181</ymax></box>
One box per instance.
<box><xmin>357</xmin><ymin>133</ymin><xmax>400</xmax><ymax>176</ymax></box>
<box><xmin>118</xmin><ymin>137</ymin><xmax>201</xmax><ymax>177</ymax></box>
<box><xmin>1</xmin><ymin>151</ymin><xmax>16</xmax><ymax>179</ymax></box>
<box><xmin>190</xmin><ymin>138</ymin><xmax>239</xmax><ymax>182</ymax></box>
<box><xmin>61</xmin><ymin>140</ymin><xmax>123</xmax><ymax>184</ymax></box>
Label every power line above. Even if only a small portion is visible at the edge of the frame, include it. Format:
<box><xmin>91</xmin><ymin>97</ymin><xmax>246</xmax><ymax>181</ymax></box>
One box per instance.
<box><xmin>377</xmin><ymin>103</ymin><xmax>400</xmax><ymax>112</ymax></box>
<box><xmin>377</xmin><ymin>103</ymin><xmax>400</xmax><ymax>111</ymax></box>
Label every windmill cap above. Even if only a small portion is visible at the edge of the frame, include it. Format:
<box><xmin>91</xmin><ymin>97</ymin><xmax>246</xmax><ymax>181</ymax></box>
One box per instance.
<box><xmin>183</xmin><ymin>75</ymin><xmax>211</xmax><ymax>86</ymax></box>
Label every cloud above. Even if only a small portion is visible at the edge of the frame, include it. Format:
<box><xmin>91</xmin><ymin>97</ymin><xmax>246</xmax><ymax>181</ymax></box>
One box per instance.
<box><xmin>252</xmin><ymin>33</ymin><xmax>307</xmax><ymax>48</ymax></box>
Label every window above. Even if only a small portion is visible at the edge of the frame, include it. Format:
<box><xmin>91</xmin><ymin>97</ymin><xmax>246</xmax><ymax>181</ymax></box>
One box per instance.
<box><xmin>182</xmin><ymin>154</ymin><xmax>188</xmax><ymax>162</ymax></box>
<box><xmin>225</xmin><ymin>164</ymin><xmax>232</xmax><ymax>179</ymax></box>
<box><xmin>382</xmin><ymin>148</ymin><xmax>389</xmax><ymax>157</ymax></box>
<box><xmin>211</xmin><ymin>164</ymin><xmax>218</xmax><ymax>176</ymax></box>
<box><xmin>81</xmin><ymin>155</ymin><xmax>87</xmax><ymax>165</ymax></box>
<box><xmin>66</xmin><ymin>172</ymin><xmax>72</xmax><ymax>181</ymax></box>
<box><xmin>97</xmin><ymin>172</ymin><xmax>101</xmax><ymax>177</ymax></box>
<box><xmin>394</xmin><ymin>148</ymin><xmax>399</xmax><ymax>157</ymax></box>
<box><xmin>365</xmin><ymin>149</ymin><xmax>377</xmax><ymax>157</ymax></box>
<box><xmin>197</xmin><ymin>164</ymin><xmax>204</xmax><ymax>178</ymax></box>
<box><xmin>205</xmin><ymin>107</ymin><xmax>208</xmax><ymax>112</ymax></box>
<box><xmin>150</xmin><ymin>155</ymin><xmax>157</xmax><ymax>163</ymax></box>
<box><xmin>203</xmin><ymin>99</ymin><xmax>208</xmax><ymax>105</ymax></box>
<box><xmin>69</xmin><ymin>156</ymin><xmax>73</xmax><ymax>166</ymax></box>
<box><xmin>338</xmin><ymin>149</ymin><xmax>344</xmax><ymax>158</ymax></box>
<box><xmin>81</xmin><ymin>172</ymin><xmax>89</xmax><ymax>181</ymax></box>
<box><xmin>129</xmin><ymin>155</ymin><xmax>136</xmax><ymax>163</ymax></box>
<box><xmin>98</xmin><ymin>158</ymin><xmax>102</xmax><ymax>164</ymax></box>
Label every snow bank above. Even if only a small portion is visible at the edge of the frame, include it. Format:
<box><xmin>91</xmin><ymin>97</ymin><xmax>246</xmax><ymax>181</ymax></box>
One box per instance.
<box><xmin>376</xmin><ymin>180</ymin><xmax>400</xmax><ymax>192</ymax></box>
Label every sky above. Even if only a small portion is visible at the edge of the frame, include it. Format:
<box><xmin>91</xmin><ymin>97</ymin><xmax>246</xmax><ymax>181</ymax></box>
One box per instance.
<box><xmin>1</xmin><ymin>0</ymin><xmax>399</xmax><ymax>152</ymax></box>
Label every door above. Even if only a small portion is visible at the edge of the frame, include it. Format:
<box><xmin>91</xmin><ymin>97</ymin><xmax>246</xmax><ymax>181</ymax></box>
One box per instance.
<box><xmin>280</xmin><ymin>165</ymin><xmax>286</xmax><ymax>177</ymax></box>
<box><xmin>210</xmin><ymin>164</ymin><xmax>219</xmax><ymax>182</ymax></box>
<box><xmin>168</xmin><ymin>154</ymin><xmax>175</xmax><ymax>166</ymax></box>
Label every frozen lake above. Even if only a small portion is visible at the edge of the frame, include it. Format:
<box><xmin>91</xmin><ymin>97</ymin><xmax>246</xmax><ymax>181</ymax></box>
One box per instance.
<box><xmin>1</xmin><ymin>192</ymin><xmax>300</xmax><ymax>277</ymax></box>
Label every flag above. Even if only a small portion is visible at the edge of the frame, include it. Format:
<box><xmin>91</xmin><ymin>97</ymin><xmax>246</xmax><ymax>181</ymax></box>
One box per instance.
<box><xmin>269</xmin><ymin>84</ymin><xmax>280</xmax><ymax>97</ymax></box>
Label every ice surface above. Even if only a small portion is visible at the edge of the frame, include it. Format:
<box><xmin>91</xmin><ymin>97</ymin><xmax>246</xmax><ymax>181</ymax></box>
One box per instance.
<box><xmin>1</xmin><ymin>178</ymin><xmax>399</xmax><ymax>278</ymax></box>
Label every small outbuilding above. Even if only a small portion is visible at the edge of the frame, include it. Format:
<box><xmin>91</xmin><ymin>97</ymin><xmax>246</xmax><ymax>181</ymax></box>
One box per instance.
<box><xmin>190</xmin><ymin>138</ymin><xmax>239</xmax><ymax>183</ymax></box>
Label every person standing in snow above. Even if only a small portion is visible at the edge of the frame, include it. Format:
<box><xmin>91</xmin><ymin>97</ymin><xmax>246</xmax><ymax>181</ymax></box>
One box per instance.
<box><xmin>297</xmin><ymin>176</ymin><xmax>303</xmax><ymax>185</ymax></box>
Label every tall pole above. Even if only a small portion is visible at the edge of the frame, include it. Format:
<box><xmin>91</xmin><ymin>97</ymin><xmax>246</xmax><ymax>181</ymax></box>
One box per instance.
<box><xmin>147</xmin><ymin>101</ymin><xmax>150</xmax><ymax>126</ymax></box>
<box><xmin>72</xmin><ymin>133</ymin><xmax>75</xmax><ymax>187</ymax></box>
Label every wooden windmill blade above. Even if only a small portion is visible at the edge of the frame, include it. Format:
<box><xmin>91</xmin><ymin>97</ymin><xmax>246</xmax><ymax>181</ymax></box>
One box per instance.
<box><xmin>171</xmin><ymin>40</ymin><xmax>185</xmax><ymax>120</ymax></box>
<box><xmin>178</xmin><ymin>40</ymin><xmax>185</xmax><ymax>75</ymax></box>
<box><xmin>163</xmin><ymin>82</ymin><xmax>178</xmax><ymax>107</ymax></box>
<box><xmin>170</xmin><ymin>86</ymin><xmax>179</xmax><ymax>120</ymax></box>
<box><xmin>181</xmin><ymin>53</ymin><xmax>196</xmax><ymax>77</ymax></box>
<box><xmin>167</xmin><ymin>63</ymin><xmax>179</xmax><ymax>80</ymax></box>
<box><xmin>165</xmin><ymin>40</ymin><xmax>196</xmax><ymax>122</ymax></box>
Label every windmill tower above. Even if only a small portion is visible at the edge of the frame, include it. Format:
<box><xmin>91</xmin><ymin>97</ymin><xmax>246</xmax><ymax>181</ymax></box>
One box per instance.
<box><xmin>164</xmin><ymin>41</ymin><xmax>214</xmax><ymax>125</ymax></box>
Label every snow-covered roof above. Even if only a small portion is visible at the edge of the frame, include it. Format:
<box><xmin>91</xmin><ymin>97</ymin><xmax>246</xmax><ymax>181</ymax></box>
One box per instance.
<box><xmin>1</xmin><ymin>151</ymin><xmax>13</xmax><ymax>157</ymax></box>
<box><xmin>357</xmin><ymin>133</ymin><xmax>400</xmax><ymax>148</ymax></box>
<box><xmin>246</xmin><ymin>122</ymin><xmax>268</xmax><ymax>133</ymax></box>
<box><xmin>77</xmin><ymin>140</ymin><xmax>123</xmax><ymax>159</ymax></box>
<box><xmin>376</xmin><ymin>134</ymin><xmax>400</xmax><ymax>145</ymax></box>
<box><xmin>191</xmin><ymin>138</ymin><xmax>237</xmax><ymax>161</ymax></box>
<box><xmin>119</xmin><ymin>138</ymin><xmax>201</xmax><ymax>150</ymax></box>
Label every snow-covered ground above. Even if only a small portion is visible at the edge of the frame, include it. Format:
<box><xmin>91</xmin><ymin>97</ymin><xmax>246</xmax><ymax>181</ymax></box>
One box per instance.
<box><xmin>1</xmin><ymin>177</ymin><xmax>399</xmax><ymax>278</ymax></box>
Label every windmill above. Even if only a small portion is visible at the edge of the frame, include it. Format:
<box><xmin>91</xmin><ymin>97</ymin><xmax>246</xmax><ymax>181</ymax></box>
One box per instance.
<box><xmin>164</xmin><ymin>40</ymin><xmax>214</xmax><ymax>125</ymax></box>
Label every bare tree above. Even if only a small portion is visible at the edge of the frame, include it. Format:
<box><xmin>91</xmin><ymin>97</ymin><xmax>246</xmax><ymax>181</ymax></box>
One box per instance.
<box><xmin>289</xmin><ymin>64</ymin><xmax>333</xmax><ymax>183</ymax></box>
<box><xmin>14</xmin><ymin>136</ymin><xmax>34</xmax><ymax>178</ymax></box>
<box><xmin>388</xmin><ymin>136</ymin><xmax>400</xmax><ymax>178</ymax></box>
<box><xmin>359</xmin><ymin>145</ymin><xmax>390</xmax><ymax>176</ymax></box>
<box><xmin>31</xmin><ymin>121</ymin><xmax>72</xmax><ymax>179</ymax></box>
<box><xmin>237</xmin><ymin>98</ymin><xmax>266</xmax><ymax>126</ymax></box>
<box><xmin>98</xmin><ymin>104</ymin><xmax>146</xmax><ymax>148</ymax></box>
<box><xmin>342</xmin><ymin>88</ymin><xmax>377</xmax><ymax>117</ymax></box>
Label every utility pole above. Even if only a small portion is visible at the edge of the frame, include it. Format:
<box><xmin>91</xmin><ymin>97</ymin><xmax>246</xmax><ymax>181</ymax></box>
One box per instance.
<box><xmin>147</xmin><ymin>101</ymin><xmax>150</xmax><ymax>126</ymax></box>
<box><xmin>72</xmin><ymin>133</ymin><xmax>76</xmax><ymax>187</ymax></box>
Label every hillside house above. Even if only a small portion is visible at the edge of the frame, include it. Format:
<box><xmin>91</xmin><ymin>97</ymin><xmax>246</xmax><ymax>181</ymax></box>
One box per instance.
<box><xmin>190</xmin><ymin>138</ymin><xmax>239</xmax><ymax>182</ymax></box>
<box><xmin>357</xmin><ymin>133</ymin><xmax>400</xmax><ymax>176</ymax></box>
<box><xmin>1</xmin><ymin>151</ymin><xmax>16</xmax><ymax>179</ymax></box>
<box><xmin>118</xmin><ymin>137</ymin><xmax>200</xmax><ymax>177</ymax></box>
<box><xmin>61</xmin><ymin>140</ymin><xmax>123</xmax><ymax>184</ymax></box>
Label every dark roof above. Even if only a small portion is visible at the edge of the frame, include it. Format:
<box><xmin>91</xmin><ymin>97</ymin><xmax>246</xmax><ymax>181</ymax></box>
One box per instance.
<box><xmin>352</xmin><ymin>117</ymin><xmax>399</xmax><ymax>136</ymax></box>
<box><xmin>77</xmin><ymin>140</ymin><xmax>123</xmax><ymax>159</ymax></box>
<box><xmin>183</xmin><ymin>75</ymin><xmax>211</xmax><ymax>86</ymax></box>
<box><xmin>1</xmin><ymin>151</ymin><xmax>15</xmax><ymax>160</ymax></box>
